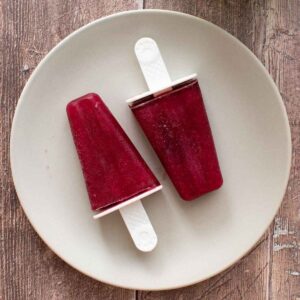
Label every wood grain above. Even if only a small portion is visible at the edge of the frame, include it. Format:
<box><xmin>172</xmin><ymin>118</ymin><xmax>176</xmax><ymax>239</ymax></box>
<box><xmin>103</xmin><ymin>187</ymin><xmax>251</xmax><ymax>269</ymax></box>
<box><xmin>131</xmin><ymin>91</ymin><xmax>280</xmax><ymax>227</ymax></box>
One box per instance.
<box><xmin>0</xmin><ymin>1</ymin><xmax>299</xmax><ymax>299</ymax></box>
<box><xmin>265</xmin><ymin>1</ymin><xmax>300</xmax><ymax>299</ymax></box>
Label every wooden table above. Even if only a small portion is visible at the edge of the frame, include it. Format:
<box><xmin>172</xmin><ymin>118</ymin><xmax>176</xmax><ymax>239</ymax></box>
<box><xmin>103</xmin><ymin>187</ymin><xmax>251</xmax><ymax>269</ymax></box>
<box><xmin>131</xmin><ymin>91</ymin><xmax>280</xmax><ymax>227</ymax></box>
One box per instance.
<box><xmin>1</xmin><ymin>1</ymin><xmax>299</xmax><ymax>299</ymax></box>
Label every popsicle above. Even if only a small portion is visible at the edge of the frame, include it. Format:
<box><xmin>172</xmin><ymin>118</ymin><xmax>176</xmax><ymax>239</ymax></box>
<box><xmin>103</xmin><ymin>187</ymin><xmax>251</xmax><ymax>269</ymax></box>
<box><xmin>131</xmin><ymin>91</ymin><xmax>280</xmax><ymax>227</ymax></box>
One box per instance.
<box><xmin>127</xmin><ymin>38</ymin><xmax>223</xmax><ymax>200</ymax></box>
<box><xmin>67</xmin><ymin>93</ymin><xmax>162</xmax><ymax>251</ymax></box>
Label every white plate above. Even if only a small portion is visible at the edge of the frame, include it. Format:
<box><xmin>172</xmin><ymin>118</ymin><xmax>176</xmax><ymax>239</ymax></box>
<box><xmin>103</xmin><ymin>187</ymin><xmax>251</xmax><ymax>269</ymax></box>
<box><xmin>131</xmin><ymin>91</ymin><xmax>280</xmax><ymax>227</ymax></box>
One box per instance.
<box><xmin>10</xmin><ymin>10</ymin><xmax>291</xmax><ymax>290</ymax></box>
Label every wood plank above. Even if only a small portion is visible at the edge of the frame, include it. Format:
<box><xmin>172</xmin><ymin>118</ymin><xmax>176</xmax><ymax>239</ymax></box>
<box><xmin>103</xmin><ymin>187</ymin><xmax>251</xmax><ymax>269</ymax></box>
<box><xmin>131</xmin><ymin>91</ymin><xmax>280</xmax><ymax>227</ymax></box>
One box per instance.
<box><xmin>0</xmin><ymin>1</ymin><xmax>139</xmax><ymax>299</ymax></box>
<box><xmin>265</xmin><ymin>1</ymin><xmax>300</xmax><ymax>299</ymax></box>
<box><xmin>141</xmin><ymin>0</ymin><xmax>298</xmax><ymax>299</ymax></box>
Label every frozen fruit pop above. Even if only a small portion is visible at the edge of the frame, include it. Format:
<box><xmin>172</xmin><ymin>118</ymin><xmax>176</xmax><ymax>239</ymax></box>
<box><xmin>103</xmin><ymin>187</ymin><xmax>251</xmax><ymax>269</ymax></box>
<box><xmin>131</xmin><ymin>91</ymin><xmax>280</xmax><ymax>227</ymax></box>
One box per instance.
<box><xmin>127</xmin><ymin>38</ymin><xmax>223</xmax><ymax>200</ymax></box>
<box><xmin>67</xmin><ymin>93</ymin><xmax>162</xmax><ymax>251</ymax></box>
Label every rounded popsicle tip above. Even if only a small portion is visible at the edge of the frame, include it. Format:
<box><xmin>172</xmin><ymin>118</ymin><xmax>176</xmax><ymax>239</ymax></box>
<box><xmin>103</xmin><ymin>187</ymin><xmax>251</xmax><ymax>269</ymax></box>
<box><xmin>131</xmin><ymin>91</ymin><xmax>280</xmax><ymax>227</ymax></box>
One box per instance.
<box><xmin>119</xmin><ymin>196</ymin><xmax>161</xmax><ymax>253</ymax></box>
<box><xmin>134</xmin><ymin>227</ymin><xmax>158</xmax><ymax>252</ymax></box>
<box><xmin>135</xmin><ymin>37</ymin><xmax>160</xmax><ymax>64</ymax></box>
<box><xmin>66</xmin><ymin>93</ymin><xmax>102</xmax><ymax>113</ymax></box>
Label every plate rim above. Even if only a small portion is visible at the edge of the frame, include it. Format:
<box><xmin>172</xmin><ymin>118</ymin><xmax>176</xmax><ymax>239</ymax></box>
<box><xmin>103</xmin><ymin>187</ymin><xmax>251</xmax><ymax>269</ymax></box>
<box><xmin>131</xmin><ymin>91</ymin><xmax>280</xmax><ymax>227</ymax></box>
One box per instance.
<box><xmin>10</xmin><ymin>9</ymin><xmax>292</xmax><ymax>290</ymax></box>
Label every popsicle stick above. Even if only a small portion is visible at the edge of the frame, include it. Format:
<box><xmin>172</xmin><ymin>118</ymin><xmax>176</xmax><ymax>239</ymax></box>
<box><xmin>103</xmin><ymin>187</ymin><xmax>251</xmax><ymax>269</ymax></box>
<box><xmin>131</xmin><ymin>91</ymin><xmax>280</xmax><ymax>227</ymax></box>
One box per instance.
<box><xmin>135</xmin><ymin>37</ymin><xmax>172</xmax><ymax>91</ymax></box>
<box><xmin>119</xmin><ymin>201</ymin><xmax>158</xmax><ymax>252</ymax></box>
<box><xmin>93</xmin><ymin>185</ymin><xmax>162</xmax><ymax>252</ymax></box>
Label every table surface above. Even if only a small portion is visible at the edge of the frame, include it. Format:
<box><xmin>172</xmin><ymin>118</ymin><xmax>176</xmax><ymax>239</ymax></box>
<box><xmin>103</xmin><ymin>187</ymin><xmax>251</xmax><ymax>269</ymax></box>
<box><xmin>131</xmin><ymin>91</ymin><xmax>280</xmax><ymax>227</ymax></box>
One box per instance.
<box><xmin>0</xmin><ymin>1</ymin><xmax>299</xmax><ymax>299</ymax></box>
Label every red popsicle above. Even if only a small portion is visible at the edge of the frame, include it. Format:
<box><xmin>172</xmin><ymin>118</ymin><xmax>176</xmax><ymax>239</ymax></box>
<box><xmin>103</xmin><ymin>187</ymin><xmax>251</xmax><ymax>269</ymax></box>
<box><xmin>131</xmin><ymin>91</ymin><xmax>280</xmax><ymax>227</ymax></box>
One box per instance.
<box><xmin>66</xmin><ymin>93</ymin><xmax>161</xmax><ymax>211</ymax></box>
<box><xmin>130</xmin><ymin>79</ymin><xmax>223</xmax><ymax>200</ymax></box>
<box><xmin>128</xmin><ymin>37</ymin><xmax>223</xmax><ymax>201</ymax></box>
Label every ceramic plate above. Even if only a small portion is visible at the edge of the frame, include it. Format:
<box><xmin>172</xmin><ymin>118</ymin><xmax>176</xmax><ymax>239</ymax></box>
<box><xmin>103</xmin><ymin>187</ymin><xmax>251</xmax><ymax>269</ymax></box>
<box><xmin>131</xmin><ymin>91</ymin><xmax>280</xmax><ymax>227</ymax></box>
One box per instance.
<box><xmin>10</xmin><ymin>10</ymin><xmax>291</xmax><ymax>290</ymax></box>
